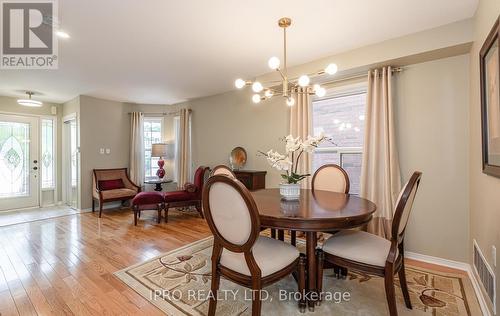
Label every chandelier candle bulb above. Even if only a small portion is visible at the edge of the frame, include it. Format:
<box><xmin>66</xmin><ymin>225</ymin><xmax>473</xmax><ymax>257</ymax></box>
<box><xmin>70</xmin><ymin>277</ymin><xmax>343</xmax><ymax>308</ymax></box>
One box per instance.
<box><xmin>234</xmin><ymin>78</ymin><xmax>246</xmax><ymax>89</ymax></box>
<box><xmin>268</xmin><ymin>56</ymin><xmax>280</xmax><ymax>70</ymax></box>
<box><xmin>286</xmin><ymin>97</ymin><xmax>295</xmax><ymax>106</ymax></box>
<box><xmin>298</xmin><ymin>75</ymin><xmax>310</xmax><ymax>87</ymax></box>
<box><xmin>264</xmin><ymin>90</ymin><xmax>274</xmax><ymax>98</ymax></box>
<box><xmin>315</xmin><ymin>87</ymin><xmax>326</xmax><ymax>97</ymax></box>
<box><xmin>325</xmin><ymin>63</ymin><xmax>338</xmax><ymax>75</ymax></box>
<box><xmin>252</xmin><ymin>94</ymin><xmax>262</xmax><ymax>104</ymax></box>
<box><xmin>252</xmin><ymin>82</ymin><xmax>263</xmax><ymax>93</ymax></box>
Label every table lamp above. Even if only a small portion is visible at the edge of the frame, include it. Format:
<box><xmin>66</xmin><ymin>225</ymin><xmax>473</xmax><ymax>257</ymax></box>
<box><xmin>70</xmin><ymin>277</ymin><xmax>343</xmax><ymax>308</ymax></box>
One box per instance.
<box><xmin>152</xmin><ymin>143</ymin><xmax>169</xmax><ymax>179</ymax></box>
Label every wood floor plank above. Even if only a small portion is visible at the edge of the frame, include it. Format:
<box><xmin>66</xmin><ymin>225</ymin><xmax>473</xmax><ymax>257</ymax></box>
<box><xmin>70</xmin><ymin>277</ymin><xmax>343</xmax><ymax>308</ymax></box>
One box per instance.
<box><xmin>0</xmin><ymin>289</ymin><xmax>20</xmax><ymax>316</ymax></box>
<box><xmin>0</xmin><ymin>208</ymin><xmax>210</xmax><ymax>315</ymax></box>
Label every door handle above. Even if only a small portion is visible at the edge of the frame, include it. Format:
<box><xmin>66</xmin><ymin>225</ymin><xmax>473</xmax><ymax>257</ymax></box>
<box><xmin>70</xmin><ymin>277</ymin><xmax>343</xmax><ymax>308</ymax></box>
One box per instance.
<box><xmin>33</xmin><ymin>166</ymin><xmax>38</xmax><ymax>170</ymax></box>
<box><xmin>33</xmin><ymin>160</ymin><xmax>38</xmax><ymax>164</ymax></box>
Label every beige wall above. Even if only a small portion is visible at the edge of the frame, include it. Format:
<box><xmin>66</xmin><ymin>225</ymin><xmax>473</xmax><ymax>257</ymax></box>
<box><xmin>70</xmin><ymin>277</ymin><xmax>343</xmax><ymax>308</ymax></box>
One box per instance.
<box><xmin>0</xmin><ymin>95</ymin><xmax>63</xmax><ymax>203</ymax></box>
<box><xmin>469</xmin><ymin>0</ymin><xmax>500</xmax><ymax>313</ymax></box>
<box><xmin>176</xmin><ymin>88</ymin><xmax>289</xmax><ymax>187</ymax></box>
<box><xmin>395</xmin><ymin>54</ymin><xmax>470</xmax><ymax>262</ymax></box>
<box><xmin>78</xmin><ymin>96</ymin><xmax>131</xmax><ymax>209</ymax></box>
<box><xmin>66</xmin><ymin>97</ymin><xmax>173</xmax><ymax>209</ymax></box>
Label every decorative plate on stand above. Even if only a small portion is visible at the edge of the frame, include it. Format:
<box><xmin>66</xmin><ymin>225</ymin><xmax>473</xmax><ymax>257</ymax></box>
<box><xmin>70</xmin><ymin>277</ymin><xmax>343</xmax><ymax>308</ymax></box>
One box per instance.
<box><xmin>230</xmin><ymin>147</ymin><xmax>247</xmax><ymax>170</ymax></box>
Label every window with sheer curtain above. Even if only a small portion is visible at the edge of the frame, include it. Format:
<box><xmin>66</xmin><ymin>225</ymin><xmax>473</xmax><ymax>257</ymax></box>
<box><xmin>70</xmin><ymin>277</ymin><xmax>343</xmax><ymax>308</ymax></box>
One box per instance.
<box><xmin>143</xmin><ymin>117</ymin><xmax>163</xmax><ymax>180</ymax></box>
<box><xmin>312</xmin><ymin>86</ymin><xmax>367</xmax><ymax>194</ymax></box>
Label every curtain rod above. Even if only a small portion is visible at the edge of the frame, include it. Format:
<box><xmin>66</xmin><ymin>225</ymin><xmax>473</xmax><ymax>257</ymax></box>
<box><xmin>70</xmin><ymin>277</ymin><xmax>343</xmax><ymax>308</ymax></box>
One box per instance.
<box><xmin>319</xmin><ymin>66</ymin><xmax>403</xmax><ymax>87</ymax></box>
<box><xmin>127</xmin><ymin>109</ymin><xmax>192</xmax><ymax>116</ymax></box>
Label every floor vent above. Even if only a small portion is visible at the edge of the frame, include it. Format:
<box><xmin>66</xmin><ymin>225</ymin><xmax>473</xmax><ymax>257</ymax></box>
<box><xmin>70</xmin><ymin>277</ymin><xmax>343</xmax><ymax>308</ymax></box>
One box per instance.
<box><xmin>473</xmin><ymin>241</ymin><xmax>496</xmax><ymax>314</ymax></box>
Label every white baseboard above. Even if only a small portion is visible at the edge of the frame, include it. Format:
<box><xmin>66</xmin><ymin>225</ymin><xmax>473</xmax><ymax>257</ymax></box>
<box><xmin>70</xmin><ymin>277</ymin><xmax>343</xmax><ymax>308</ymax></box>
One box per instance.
<box><xmin>405</xmin><ymin>251</ymin><xmax>470</xmax><ymax>271</ymax></box>
<box><xmin>81</xmin><ymin>201</ymin><xmax>125</xmax><ymax>212</ymax></box>
<box><xmin>405</xmin><ymin>251</ymin><xmax>492</xmax><ymax>316</ymax></box>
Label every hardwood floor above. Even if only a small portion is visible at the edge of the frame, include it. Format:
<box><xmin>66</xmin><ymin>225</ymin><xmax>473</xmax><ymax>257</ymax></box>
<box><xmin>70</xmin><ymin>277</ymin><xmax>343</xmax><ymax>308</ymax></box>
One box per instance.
<box><xmin>0</xmin><ymin>207</ymin><xmax>473</xmax><ymax>316</ymax></box>
<box><xmin>0</xmin><ymin>206</ymin><xmax>86</xmax><ymax>227</ymax></box>
<box><xmin>0</xmin><ymin>208</ymin><xmax>211</xmax><ymax>316</ymax></box>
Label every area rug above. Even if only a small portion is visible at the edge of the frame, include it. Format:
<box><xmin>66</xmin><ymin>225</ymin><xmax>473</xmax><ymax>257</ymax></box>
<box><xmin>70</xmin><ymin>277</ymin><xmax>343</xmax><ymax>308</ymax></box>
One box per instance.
<box><xmin>114</xmin><ymin>237</ymin><xmax>481</xmax><ymax>315</ymax></box>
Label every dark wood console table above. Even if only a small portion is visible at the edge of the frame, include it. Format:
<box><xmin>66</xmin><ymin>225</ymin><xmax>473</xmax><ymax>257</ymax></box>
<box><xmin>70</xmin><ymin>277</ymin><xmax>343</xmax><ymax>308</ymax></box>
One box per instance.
<box><xmin>233</xmin><ymin>170</ymin><xmax>267</xmax><ymax>190</ymax></box>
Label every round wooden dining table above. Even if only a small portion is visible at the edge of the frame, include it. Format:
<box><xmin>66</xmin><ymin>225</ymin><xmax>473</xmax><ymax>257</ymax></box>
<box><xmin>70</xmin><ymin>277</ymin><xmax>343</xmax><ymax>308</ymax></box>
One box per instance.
<box><xmin>250</xmin><ymin>188</ymin><xmax>377</xmax><ymax>311</ymax></box>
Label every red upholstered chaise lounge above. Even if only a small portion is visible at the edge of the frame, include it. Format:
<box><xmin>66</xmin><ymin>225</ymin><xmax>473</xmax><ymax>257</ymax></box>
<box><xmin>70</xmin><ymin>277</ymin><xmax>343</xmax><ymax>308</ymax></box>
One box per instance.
<box><xmin>163</xmin><ymin>166</ymin><xmax>210</xmax><ymax>219</ymax></box>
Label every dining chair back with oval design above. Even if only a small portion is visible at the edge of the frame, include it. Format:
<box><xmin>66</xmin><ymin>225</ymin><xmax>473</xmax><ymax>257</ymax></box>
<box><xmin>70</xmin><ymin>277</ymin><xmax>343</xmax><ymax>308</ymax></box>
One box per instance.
<box><xmin>316</xmin><ymin>171</ymin><xmax>422</xmax><ymax>316</ymax></box>
<box><xmin>202</xmin><ymin>175</ymin><xmax>306</xmax><ymax>315</ymax></box>
<box><xmin>311</xmin><ymin>164</ymin><xmax>350</xmax><ymax>194</ymax></box>
<box><xmin>210</xmin><ymin>164</ymin><xmax>236</xmax><ymax>178</ymax></box>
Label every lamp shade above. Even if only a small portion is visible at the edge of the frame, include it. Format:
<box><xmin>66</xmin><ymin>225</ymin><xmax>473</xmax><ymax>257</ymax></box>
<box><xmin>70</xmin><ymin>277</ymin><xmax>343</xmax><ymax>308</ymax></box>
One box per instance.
<box><xmin>151</xmin><ymin>143</ymin><xmax>169</xmax><ymax>158</ymax></box>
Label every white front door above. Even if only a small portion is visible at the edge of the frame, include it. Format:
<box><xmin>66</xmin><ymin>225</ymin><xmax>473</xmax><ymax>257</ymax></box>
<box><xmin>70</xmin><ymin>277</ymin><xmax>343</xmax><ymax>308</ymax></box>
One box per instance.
<box><xmin>0</xmin><ymin>114</ymin><xmax>39</xmax><ymax>211</ymax></box>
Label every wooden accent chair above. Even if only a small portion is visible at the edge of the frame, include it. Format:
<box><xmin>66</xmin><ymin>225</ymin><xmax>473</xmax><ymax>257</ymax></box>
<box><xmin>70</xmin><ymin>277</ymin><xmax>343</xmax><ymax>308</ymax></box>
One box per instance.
<box><xmin>164</xmin><ymin>166</ymin><xmax>209</xmax><ymax>218</ymax></box>
<box><xmin>210</xmin><ymin>164</ymin><xmax>236</xmax><ymax>178</ymax></box>
<box><xmin>92</xmin><ymin>168</ymin><xmax>140</xmax><ymax>218</ymax></box>
<box><xmin>316</xmin><ymin>171</ymin><xmax>422</xmax><ymax>316</ymax></box>
<box><xmin>203</xmin><ymin>175</ymin><xmax>306</xmax><ymax>316</ymax></box>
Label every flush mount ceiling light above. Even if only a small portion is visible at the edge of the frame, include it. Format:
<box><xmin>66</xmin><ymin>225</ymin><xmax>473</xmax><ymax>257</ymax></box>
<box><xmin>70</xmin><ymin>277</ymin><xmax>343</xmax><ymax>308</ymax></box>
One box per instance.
<box><xmin>234</xmin><ymin>17</ymin><xmax>338</xmax><ymax>106</ymax></box>
<box><xmin>17</xmin><ymin>91</ymin><xmax>43</xmax><ymax>107</ymax></box>
<box><xmin>56</xmin><ymin>30</ymin><xmax>70</xmax><ymax>39</ymax></box>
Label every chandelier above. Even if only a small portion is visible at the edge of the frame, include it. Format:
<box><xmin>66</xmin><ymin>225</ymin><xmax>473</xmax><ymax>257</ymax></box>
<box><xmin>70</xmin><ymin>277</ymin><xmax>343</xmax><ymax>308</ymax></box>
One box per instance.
<box><xmin>234</xmin><ymin>17</ymin><xmax>338</xmax><ymax>106</ymax></box>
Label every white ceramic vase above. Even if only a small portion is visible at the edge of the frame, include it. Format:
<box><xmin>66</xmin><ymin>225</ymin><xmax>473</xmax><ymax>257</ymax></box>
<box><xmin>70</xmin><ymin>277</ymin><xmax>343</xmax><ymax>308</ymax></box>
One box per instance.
<box><xmin>279</xmin><ymin>183</ymin><xmax>301</xmax><ymax>200</ymax></box>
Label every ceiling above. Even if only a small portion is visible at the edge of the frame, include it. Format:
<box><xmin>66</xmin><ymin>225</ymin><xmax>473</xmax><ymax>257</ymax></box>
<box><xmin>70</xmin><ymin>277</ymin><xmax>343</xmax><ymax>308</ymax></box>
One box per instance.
<box><xmin>0</xmin><ymin>0</ymin><xmax>478</xmax><ymax>105</ymax></box>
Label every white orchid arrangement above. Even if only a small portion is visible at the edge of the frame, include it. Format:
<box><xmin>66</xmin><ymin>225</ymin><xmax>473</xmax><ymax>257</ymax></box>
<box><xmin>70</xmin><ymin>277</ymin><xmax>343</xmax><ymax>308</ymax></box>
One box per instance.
<box><xmin>259</xmin><ymin>134</ymin><xmax>333</xmax><ymax>184</ymax></box>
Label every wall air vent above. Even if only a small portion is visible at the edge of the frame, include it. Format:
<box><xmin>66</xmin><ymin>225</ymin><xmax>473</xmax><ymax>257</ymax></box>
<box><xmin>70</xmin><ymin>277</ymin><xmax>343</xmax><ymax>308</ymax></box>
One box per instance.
<box><xmin>473</xmin><ymin>240</ymin><xmax>496</xmax><ymax>314</ymax></box>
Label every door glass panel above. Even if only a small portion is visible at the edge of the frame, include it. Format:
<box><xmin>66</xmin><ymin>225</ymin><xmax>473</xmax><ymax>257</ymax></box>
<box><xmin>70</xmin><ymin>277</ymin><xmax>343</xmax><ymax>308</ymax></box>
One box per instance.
<box><xmin>0</xmin><ymin>121</ymin><xmax>30</xmax><ymax>198</ymax></box>
<box><xmin>41</xmin><ymin>119</ymin><xmax>55</xmax><ymax>188</ymax></box>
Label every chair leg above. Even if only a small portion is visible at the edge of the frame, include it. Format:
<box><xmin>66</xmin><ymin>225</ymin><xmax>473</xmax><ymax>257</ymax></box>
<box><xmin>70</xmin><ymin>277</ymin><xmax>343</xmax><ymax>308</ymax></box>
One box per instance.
<box><xmin>291</xmin><ymin>231</ymin><xmax>297</xmax><ymax>246</ymax></box>
<box><xmin>277</xmin><ymin>230</ymin><xmax>284</xmax><ymax>241</ymax></box>
<box><xmin>384</xmin><ymin>267</ymin><xmax>398</xmax><ymax>316</ymax></box>
<box><xmin>133</xmin><ymin>205</ymin><xmax>138</xmax><ymax>226</ymax></box>
<box><xmin>195</xmin><ymin>202</ymin><xmax>204</xmax><ymax>218</ymax></box>
<box><xmin>251</xmin><ymin>279</ymin><xmax>262</xmax><ymax>316</ymax></box>
<box><xmin>340</xmin><ymin>267</ymin><xmax>348</xmax><ymax>279</ymax></box>
<box><xmin>316</xmin><ymin>249</ymin><xmax>324</xmax><ymax>305</ymax></box>
<box><xmin>99</xmin><ymin>201</ymin><xmax>103</xmax><ymax>218</ymax></box>
<box><xmin>208</xmin><ymin>265</ymin><xmax>221</xmax><ymax>316</ymax></box>
<box><xmin>164</xmin><ymin>204</ymin><xmax>169</xmax><ymax>223</ymax></box>
<box><xmin>157</xmin><ymin>203</ymin><xmax>162</xmax><ymax>224</ymax></box>
<box><xmin>270</xmin><ymin>229</ymin><xmax>276</xmax><ymax>239</ymax></box>
<box><xmin>92</xmin><ymin>199</ymin><xmax>95</xmax><ymax>212</ymax></box>
<box><xmin>398</xmin><ymin>260</ymin><xmax>412</xmax><ymax>309</ymax></box>
<box><xmin>298</xmin><ymin>254</ymin><xmax>306</xmax><ymax>312</ymax></box>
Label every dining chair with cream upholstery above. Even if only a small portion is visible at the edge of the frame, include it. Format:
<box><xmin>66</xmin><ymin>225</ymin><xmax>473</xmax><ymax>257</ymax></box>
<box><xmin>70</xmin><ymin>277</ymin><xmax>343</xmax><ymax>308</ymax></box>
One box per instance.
<box><xmin>316</xmin><ymin>171</ymin><xmax>422</xmax><ymax>316</ymax></box>
<box><xmin>210</xmin><ymin>164</ymin><xmax>236</xmax><ymax>178</ymax></box>
<box><xmin>309</xmin><ymin>164</ymin><xmax>351</xmax><ymax>277</ymax></box>
<box><xmin>311</xmin><ymin>164</ymin><xmax>350</xmax><ymax>194</ymax></box>
<box><xmin>203</xmin><ymin>175</ymin><xmax>306</xmax><ymax>316</ymax></box>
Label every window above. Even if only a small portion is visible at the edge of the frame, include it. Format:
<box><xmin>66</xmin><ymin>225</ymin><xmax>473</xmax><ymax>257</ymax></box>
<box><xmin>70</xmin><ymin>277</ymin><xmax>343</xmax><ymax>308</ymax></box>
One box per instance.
<box><xmin>41</xmin><ymin>118</ymin><xmax>55</xmax><ymax>189</ymax></box>
<box><xmin>312</xmin><ymin>86</ymin><xmax>366</xmax><ymax>194</ymax></box>
<box><xmin>143</xmin><ymin>117</ymin><xmax>163</xmax><ymax>179</ymax></box>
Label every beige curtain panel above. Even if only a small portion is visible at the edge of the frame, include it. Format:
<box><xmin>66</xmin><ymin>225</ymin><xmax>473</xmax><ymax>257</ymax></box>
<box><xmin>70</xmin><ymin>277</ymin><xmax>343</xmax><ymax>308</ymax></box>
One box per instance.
<box><xmin>178</xmin><ymin>108</ymin><xmax>192</xmax><ymax>188</ymax></box>
<box><xmin>290</xmin><ymin>87</ymin><xmax>312</xmax><ymax>189</ymax></box>
<box><xmin>360</xmin><ymin>67</ymin><xmax>402</xmax><ymax>239</ymax></box>
<box><xmin>129</xmin><ymin>112</ymin><xmax>145</xmax><ymax>185</ymax></box>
